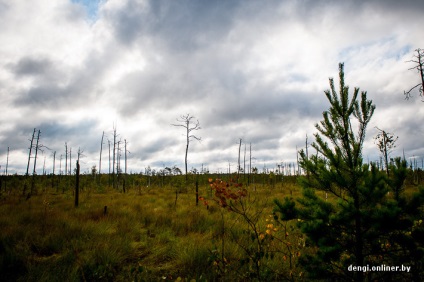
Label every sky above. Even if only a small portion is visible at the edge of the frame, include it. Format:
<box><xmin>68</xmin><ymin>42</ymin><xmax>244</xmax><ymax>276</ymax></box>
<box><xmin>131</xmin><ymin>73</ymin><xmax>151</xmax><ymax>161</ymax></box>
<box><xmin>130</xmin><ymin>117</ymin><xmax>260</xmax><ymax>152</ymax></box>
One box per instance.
<box><xmin>1</xmin><ymin>0</ymin><xmax>424</xmax><ymax>175</ymax></box>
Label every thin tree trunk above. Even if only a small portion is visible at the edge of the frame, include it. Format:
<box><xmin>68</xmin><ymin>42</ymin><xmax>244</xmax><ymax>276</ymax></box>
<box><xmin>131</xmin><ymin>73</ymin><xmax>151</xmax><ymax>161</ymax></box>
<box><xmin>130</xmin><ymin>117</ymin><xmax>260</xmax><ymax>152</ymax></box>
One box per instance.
<box><xmin>99</xmin><ymin>131</ymin><xmax>104</xmax><ymax>183</ymax></box>
<box><xmin>52</xmin><ymin>151</ymin><xmax>56</xmax><ymax>189</ymax></box>
<box><xmin>5</xmin><ymin>147</ymin><xmax>9</xmax><ymax>176</ymax></box>
<box><xmin>238</xmin><ymin>138</ymin><xmax>242</xmax><ymax>178</ymax></box>
<box><xmin>65</xmin><ymin>143</ymin><xmax>68</xmax><ymax>176</ymax></box>
<box><xmin>113</xmin><ymin>127</ymin><xmax>116</xmax><ymax>189</ymax></box>
<box><xmin>108</xmin><ymin>140</ymin><xmax>111</xmax><ymax>186</ymax></box>
<box><xmin>26</xmin><ymin>128</ymin><xmax>36</xmax><ymax>176</ymax></box>
<box><xmin>249</xmin><ymin>143</ymin><xmax>252</xmax><ymax>186</ymax></box>
<box><xmin>243</xmin><ymin>143</ymin><xmax>246</xmax><ymax>179</ymax></box>
<box><xmin>185</xmin><ymin>122</ymin><xmax>189</xmax><ymax>181</ymax></box>
<box><xmin>69</xmin><ymin>148</ymin><xmax>72</xmax><ymax>175</ymax></box>
<box><xmin>124</xmin><ymin>139</ymin><xmax>127</xmax><ymax>174</ymax></box>
<box><xmin>75</xmin><ymin>160</ymin><xmax>80</xmax><ymax>207</ymax></box>
<box><xmin>31</xmin><ymin>130</ymin><xmax>41</xmax><ymax>196</ymax></box>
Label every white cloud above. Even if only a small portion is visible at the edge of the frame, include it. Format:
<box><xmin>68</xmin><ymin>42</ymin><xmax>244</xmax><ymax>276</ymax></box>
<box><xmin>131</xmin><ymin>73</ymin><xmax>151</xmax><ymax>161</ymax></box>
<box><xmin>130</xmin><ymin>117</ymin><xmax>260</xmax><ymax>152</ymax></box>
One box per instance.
<box><xmin>1</xmin><ymin>0</ymin><xmax>424</xmax><ymax>174</ymax></box>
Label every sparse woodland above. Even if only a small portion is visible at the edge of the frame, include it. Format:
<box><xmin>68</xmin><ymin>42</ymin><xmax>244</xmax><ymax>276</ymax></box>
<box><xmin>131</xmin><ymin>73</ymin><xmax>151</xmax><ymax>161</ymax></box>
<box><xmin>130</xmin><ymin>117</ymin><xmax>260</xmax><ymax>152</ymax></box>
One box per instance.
<box><xmin>1</xmin><ymin>63</ymin><xmax>424</xmax><ymax>281</ymax></box>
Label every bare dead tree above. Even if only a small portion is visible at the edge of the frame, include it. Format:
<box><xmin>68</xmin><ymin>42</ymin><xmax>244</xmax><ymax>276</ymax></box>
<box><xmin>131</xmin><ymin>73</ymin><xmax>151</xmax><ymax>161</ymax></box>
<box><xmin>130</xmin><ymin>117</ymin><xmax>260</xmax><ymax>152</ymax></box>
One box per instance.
<box><xmin>243</xmin><ymin>143</ymin><xmax>246</xmax><ymax>178</ymax></box>
<box><xmin>238</xmin><ymin>138</ymin><xmax>242</xmax><ymax>177</ymax></box>
<box><xmin>26</xmin><ymin>128</ymin><xmax>36</xmax><ymax>177</ymax></box>
<box><xmin>404</xmin><ymin>48</ymin><xmax>424</xmax><ymax>100</ymax></box>
<box><xmin>99</xmin><ymin>131</ymin><xmax>104</xmax><ymax>183</ymax></box>
<box><xmin>65</xmin><ymin>142</ymin><xmax>68</xmax><ymax>176</ymax></box>
<box><xmin>59</xmin><ymin>154</ymin><xmax>62</xmax><ymax>189</ymax></box>
<box><xmin>42</xmin><ymin>156</ymin><xmax>46</xmax><ymax>175</ymax></box>
<box><xmin>249</xmin><ymin>143</ymin><xmax>252</xmax><ymax>186</ymax></box>
<box><xmin>116</xmin><ymin>140</ymin><xmax>122</xmax><ymax>175</ymax></box>
<box><xmin>75</xmin><ymin>160</ymin><xmax>80</xmax><ymax>207</ymax></box>
<box><xmin>124</xmin><ymin>139</ymin><xmax>130</xmax><ymax>174</ymax></box>
<box><xmin>5</xmin><ymin>147</ymin><xmax>9</xmax><ymax>176</ymax></box>
<box><xmin>52</xmin><ymin>151</ymin><xmax>56</xmax><ymax>189</ymax></box>
<box><xmin>108</xmin><ymin>139</ymin><xmax>111</xmax><ymax>186</ymax></box>
<box><xmin>374</xmin><ymin>127</ymin><xmax>398</xmax><ymax>176</ymax></box>
<box><xmin>30</xmin><ymin>129</ymin><xmax>41</xmax><ymax>196</ymax></box>
<box><xmin>77</xmin><ymin>148</ymin><xmax>85</xmax><ymax>163</ymax></box>
<box><xmin>171</xmin><ymin>114</ymin><xmax>201</xmax><ymax>181</ymax></box>
<box><xmin>69</xmin><ymin>148</ymin><xmax>72</xmax><ymax>175</ymax></box>
<box><xmin>112</xmin><ymin>125</ymin><xmax>118</xmax><ymax>189</ymax></box>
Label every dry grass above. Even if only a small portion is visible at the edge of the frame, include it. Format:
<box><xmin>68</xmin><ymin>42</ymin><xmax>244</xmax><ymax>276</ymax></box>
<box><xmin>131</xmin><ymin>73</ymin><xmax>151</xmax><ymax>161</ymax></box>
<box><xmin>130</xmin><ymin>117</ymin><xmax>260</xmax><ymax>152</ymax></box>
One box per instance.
<box><xmin>0</xmin><ymin>176</ymin><xmax>338</xmax><ymax>281</ymax></box>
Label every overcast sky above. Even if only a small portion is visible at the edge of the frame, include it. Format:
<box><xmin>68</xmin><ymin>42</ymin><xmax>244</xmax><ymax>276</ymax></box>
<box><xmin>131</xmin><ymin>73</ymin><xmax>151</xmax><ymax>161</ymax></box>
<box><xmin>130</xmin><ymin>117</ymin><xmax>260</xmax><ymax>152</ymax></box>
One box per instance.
<box><xmin>1</xmin><ymin>0</ymin><xmax>424</xmax><ymax>175</ymax></box>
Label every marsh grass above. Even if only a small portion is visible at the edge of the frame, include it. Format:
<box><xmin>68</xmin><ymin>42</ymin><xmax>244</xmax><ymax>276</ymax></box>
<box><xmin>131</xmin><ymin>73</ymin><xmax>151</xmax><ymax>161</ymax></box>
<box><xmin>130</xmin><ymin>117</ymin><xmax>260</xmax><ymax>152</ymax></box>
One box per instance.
<box><xmin>0</xmin><ymin>177</ymin><xmax>343</xmax><ymax>281</ymax></box>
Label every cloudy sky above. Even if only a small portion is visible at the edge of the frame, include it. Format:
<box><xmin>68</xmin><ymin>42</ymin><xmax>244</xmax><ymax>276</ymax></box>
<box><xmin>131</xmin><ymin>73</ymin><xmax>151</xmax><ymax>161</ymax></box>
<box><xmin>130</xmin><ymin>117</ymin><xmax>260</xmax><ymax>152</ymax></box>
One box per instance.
<box><xmin>1</xmin><ymin>0</ymin><xmax>424</xmax><ymax>175</ymax></box>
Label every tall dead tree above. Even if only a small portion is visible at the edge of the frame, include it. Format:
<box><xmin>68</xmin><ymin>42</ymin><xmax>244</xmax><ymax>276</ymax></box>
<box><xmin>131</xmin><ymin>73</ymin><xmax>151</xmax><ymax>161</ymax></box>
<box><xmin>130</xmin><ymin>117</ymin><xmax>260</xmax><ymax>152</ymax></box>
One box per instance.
<box><xmin>75</xmin><ymin>160</ymin><xmax>80</xmax><ymax>207</ymax></box>
<box><xmin>65</xmin><ymin>142</ymin><xmax>68</xmax><ymax>176</ymax></box>
<box><xmin>108</xmin><ymin>139</ymin><xmax>111</xmax><ymax>186</ymax></box>
<box><xmin>52</xmin><ymin>151</ymin><xmax>56</xmax><ymax>189</ymax></box>
<box><xmin>24</xmin><ymin>129</ymin><xmax>36</xmax><ymax>196</ymax></box>
<box><xmin>404</xmin><ymin>48</ymin><xmax>424</xmax><ymax>100</ymax></box>
<box><xmin>124</xmin><ymin>139</ymin><xmax>130</xmax><ymax>174</ymax></box>
<box><xmin>374</xmin><ymin>127</ymin><xmax>398</xmax><ymax>176</ymax></box>
<box><xmin>243</xmin><ymin>143</ymin><xmax>246</xmax><ymax>178</ymax></box>
<box><xmin>69</xmin><ymin>148</ymin><xmax>72</xmax><ymax>175</ymax></box>
<box><xmin>249</xmin><ymin>143</ymin><xmax>252</xmax><ymax>186</ymax></box>
<box><xmin>238</xmin><ymin>138</ymin><xmax>242</xmax><ymax>177</ymax></box>
<box><xmin>30</xmin><ymin>129</ymin><xmax>41</xmax><ymax>196</ymax></box>
<box><xmin>99</xmin><ymin>131</ymin><xmax>104</xmax><ymax>183</ymax></box>
<box><xmin>171</xmin><ymin>114</ymin><xmax>201</xmax><ymax>181</ymax></box>
<box><xmin>59</xmin><ymin>154</ymin><xmax>62</xmax><ymax>190</ymax></box>
<box><xmin>5</xmin><ymin>147</ymin><xmax>9</xmax><ymax>176</ymax></box>
<box><xmin>112</xmin><ymin>126</ymin><xmax>118</xmax><ymax>189</ymax></box>
<box><xmin>77</xmin><ymin>148</ymin><xmax>84</xmax><ymax>163</ymax></box>
<box><xmin>3</xmin><ymin>147</ymin><xmax>9</xmax><ymax>192</ymax></box>
<box><xmin>26</xmin><ymin>128</ymin><xmax>36</xmax><ymax>176</ymax></box>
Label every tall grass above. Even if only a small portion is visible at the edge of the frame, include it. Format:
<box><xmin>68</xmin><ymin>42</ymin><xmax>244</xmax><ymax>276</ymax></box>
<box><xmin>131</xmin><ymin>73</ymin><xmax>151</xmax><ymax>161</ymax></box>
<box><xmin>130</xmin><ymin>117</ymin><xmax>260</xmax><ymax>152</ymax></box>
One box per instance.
<box><xmin>0</xmin><ymin>176</ymin><xmax>306</xmax><ymax>281</ymax></box>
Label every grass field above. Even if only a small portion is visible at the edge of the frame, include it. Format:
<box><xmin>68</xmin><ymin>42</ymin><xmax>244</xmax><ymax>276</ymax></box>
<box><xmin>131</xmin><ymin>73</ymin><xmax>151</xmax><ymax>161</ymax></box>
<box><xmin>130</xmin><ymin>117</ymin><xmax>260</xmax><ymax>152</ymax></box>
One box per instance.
<box><xmin>1</xmin><ymin>172</ymin><xmax>422</xmax><ymax>281</ymax></box>
<box><xmin>0</xmin><ymin>174</ymin><xmax>310</xmax><ymax>281</ymax></box>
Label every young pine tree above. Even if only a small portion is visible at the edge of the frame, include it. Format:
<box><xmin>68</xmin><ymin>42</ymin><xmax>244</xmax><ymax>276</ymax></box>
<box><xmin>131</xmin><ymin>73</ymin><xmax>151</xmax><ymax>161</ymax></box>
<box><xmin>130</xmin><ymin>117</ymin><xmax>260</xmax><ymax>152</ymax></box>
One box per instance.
<box><xmin>274</xmin><ymin>63</ymin><xmax>424</xmax><ymax>281</ymax></box>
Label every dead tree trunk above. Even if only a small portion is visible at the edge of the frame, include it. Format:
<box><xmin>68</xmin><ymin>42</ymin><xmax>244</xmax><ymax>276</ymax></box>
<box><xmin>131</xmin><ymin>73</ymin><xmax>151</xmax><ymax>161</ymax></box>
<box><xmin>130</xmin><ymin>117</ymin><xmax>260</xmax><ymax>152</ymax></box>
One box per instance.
<box><xmin>6</xmin><ymin>146</ymin><xmax>9</xmax><ymax>176</ymax></box>
<box><xmin>26</xmin><ymin>128</ymin><xmax>36</xmax><ymax>176</ymax></box>
<box><xmin>69</xmin><ymin>148</ymin><xmax>72</xmax><ymax>175</ymax></box>
<box><xmin>99</xmin><ymin>131</ymin><xmax>104</xmax><ymax>184</ymax></box>
<box><xmin>75</xmin><ymin>160</ymin><xmax>80</xmax><ymax>207</ymax></box>
<box><xmin>52</xmin><ymin>151</ymin><xmax>56</xmax><ymax>190</ymax></box>
<box><xmin>238</xmin><ymin>138</ymin><xmax>242</xmax><ymax>178</ymax></box>
<box><xmin>243</xmin><ymin>143</ymin><xmax>246</xmax><ymax>181</ymax></box>
<box><xmin>65</xmin><ymin>142</ymin><xmax>68</xmax><ymax>176</ymax></box>
<box><xmin>171</xmin><ymin>114</ymin><xmax>201</xmax><ymax>182</ymax></box>
<box><xmin>23</xmin><ymin>128</ymin><xmax>36</xmax><ymax>195</ymax></box>
<box><xmin>108</xmin><ymin>140</ymin><xmax>111</xmax><ymax>186</ymax></box>
<box><xmin>249</xmin><ymin>143</ymin><xmax>252</xmax><ymax>186</ymax></box>
<box><xmin>404</xmin><ymin>48</ymin><xmax>424</xmax><ymax>99</ymax></box>
<box><xmin>124</xmin><ymin>139</ymin><xmax>128</xmax><ymax>174</ymax></box>
<box><xmin>4</xmin><ymin>146</ymin><xmax>9</xmax><ymax>192</ymax></box>
<box><xmin>30</xmin><ymin>130</ymin><xmax>41</xmax><ymax>196</ymax></box>
<box><xmin>112</xmin><ymin>126</ymin><xmax>117</xmax><ymax>189</ymax></box>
